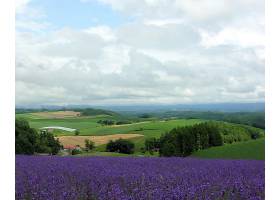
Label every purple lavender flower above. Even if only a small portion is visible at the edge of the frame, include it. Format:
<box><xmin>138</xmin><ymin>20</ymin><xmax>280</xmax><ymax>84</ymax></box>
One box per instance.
<box><xmin>16</xmin><ymin>156</ymin><xmax>264</xmax><ymax>200</ymax></box>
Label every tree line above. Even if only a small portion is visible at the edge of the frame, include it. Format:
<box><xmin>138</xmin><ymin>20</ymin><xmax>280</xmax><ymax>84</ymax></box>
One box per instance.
<box><xmin>97</xmin><ymin>119</ymin><xmax>132</xmax><ymax>126</ymax></box>
<box><xmin>149</xmin><ymin>111</ymin><xmax>265</xmax><ymax>129</ymax></box>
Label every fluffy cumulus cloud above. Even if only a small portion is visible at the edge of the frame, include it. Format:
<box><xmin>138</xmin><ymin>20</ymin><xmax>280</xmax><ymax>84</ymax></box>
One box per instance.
<box><xmin>16</xmin><ymin>0</ymin><xmax>264</xmax><ymax>106</ymax></box>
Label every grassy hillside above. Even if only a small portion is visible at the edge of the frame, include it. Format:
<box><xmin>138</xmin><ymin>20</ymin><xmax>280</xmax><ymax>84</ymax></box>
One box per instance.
<box><xmin>16</xmin><ymin>111</ymin><xmax>265</xmax><ymax>159</ymax></box>
<box><xmin>16</xmin><ymin>112</ymin><xmax>205</xmax><ymax>137</ymax></box>
<box><xmin>16</xmin><ymin>113</ymin><xmax>205</xmax><ymax>152</ymax></box>
<box><xmin>82</xmin><ymin>119</ymin><xmax>205</xmax><ymax>137</ymax></box>
<box><xmin>150</xmin><ymin>111</ymin><xmax>265</xmax><ymax>129</ymax></box>
<box><xmin>192</xmin><ymin>138</ymin><xmax>265</xmax><ymax>160</ymax></box>
<box><xmin>208</xmin><ymin>121</ymin><xmax>264</xmax><ymax>144</ymax></box>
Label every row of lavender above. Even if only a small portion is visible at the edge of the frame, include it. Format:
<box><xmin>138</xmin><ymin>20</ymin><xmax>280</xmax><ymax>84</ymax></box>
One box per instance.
<box><xmin>16</xmin><ymin>156</ymin><xmax>264</xmax><ymax>200</ymax></box>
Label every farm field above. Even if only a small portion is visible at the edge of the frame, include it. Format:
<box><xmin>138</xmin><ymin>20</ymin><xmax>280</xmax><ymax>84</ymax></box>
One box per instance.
<box><xmin>16</xmin><ymin>113</ymin><xmax>106</xmax><ymax>134</ymax></box>
<box><xmin>31</xmin><ymin>111</ymin><xmax>81</xmax><ymax>118</ymax></box>
<box><xmin>16</xmin><ymin>155</ymin><xmax>264</xmax><ymax>200</ymax></box>
<box><xmin>16</xmin><ymin>111</ymin><xmax>207</xmax><ymax>153</ymax></box>
<box><xmin>16</xmin><ymin>111</ymin><xmax>265</xmax><ymax>158</ymax></box>
<box><xmin>57</xmin><ymin>134</ymin><xmax>144</xmax><ymax>147</ymax></box>
<box><xmin>15</xmin><ymin>110</ymin><xmax>266</xmax><ymax>199</ymax></box>
<box><xmin>16</xmin><ymin>112</ymin><xmax>205</xmax><ymax>137</ymax></box>
<box><xmin>192</xmin><ymin>138</ymin><xmax>265</xmax><ymax>160</ymax></box>
<box><xmin>16</xmin><ymin>111</ymin><xmax>213</xmax><ymax>155</ymax></box>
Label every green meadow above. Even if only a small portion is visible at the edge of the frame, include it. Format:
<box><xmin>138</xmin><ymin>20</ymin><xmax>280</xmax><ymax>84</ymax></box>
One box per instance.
<box><xmin>16</xmin><ymin>113</ymin><xmax>205</xmax><ymax>137</ymax></box>
<box><xmin>192</xmin><ymin>138</ymin><xmax>265</xmax><ymax>160</ymax></box>
<box><xmin>16</xmin><ymin>111</ymin><xmax>265</xmax><ymax>160</ymax></box>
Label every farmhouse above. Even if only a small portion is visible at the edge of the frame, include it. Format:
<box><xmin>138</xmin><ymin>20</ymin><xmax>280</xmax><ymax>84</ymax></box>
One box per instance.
<box><xmin>63</xmin><ymin>145</ymin><xmax>81</xmax><ymax>150</ymax></box>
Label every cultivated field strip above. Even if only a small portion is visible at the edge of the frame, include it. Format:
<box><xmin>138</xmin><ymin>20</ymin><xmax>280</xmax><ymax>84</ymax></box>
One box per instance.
<box><xmin>57</xmin><ymin>134</ymin><xmax>144</xmax><ymax>147</ymax></box>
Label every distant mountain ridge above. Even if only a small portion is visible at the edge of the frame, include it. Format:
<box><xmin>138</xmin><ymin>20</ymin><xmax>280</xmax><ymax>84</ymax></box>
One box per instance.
<box><xmin>16</xmin><ymin>102</ymin><xmax>265</xmax><ymax>113</ymax></box>
<box><xmin>104</xmin><ymin>103</ymin><xmax>265</xmax><ymax>112</ymax></box>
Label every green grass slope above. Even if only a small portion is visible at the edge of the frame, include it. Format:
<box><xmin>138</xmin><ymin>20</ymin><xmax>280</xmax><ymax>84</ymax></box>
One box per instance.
<box><xmin>82</xmin><ymin>119</ymin><xmax>205</xmax><ymax>137</ymax></box>
<box><xmin>16</xmin><ymin>113</ymin><xmax>205</xmax><ymax>137</ymax></box>
<box><xmin>205</xmin><ymin>121</ymin><xmax>264</xmax><ymax>144</ymax></box>
<box><xmin>192</xmin><ymin>138</ymin><xmax>265</xmax><ymax>160</ymax></box>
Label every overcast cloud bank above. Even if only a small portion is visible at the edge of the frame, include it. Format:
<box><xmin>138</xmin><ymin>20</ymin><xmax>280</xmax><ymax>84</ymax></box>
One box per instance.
<box><xmin>16</xmin><ymin>0</ymin><xmax>265</xmax><ymax>106</ymax></box>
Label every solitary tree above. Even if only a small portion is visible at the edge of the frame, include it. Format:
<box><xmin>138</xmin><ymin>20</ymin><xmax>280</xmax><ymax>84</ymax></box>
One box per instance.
<box><xmin>75</xmin><ymin>130</ymin><xmax>80</xmax><ymax>136</ymax></box>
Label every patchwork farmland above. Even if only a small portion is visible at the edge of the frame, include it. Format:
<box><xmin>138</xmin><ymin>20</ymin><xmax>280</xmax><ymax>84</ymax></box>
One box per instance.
<box><xmin>15</xmin><ymin>109</ymin><xmax>265</xmax><ymax>200</ymax></box>
<box><xmin>16</xmin><ymin>110</ymin><xmax>264</xmax><ymax>159</ymax></box>
<box><xmin>16</xmin><ymin>111</ymin><xmax>206</xmax><ymax>153</ymax></box>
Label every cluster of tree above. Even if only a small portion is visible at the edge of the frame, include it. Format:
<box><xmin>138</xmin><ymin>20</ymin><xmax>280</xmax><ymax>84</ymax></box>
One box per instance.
<box><xmin>145</xmin><ymin>137</ymin><xmax>160</xmax><ymax>154</ymax></box>
<box><xmin>97</xmin><ymin>120</ymin><xmax>115</xmax><ymax>126</ymax></box>
<box><xmin>71</xmin><ymin>148</ymin><xmax>82</xmax><ymax>155</ymax></box>
<box><xmin>75</xmin><ymin>130</ymin><xmax>80</xmax><ymax>136</ymax></box>
<box><xmin>116</xmin><ymin>121</ymin><xmax>132</xmax><ymax>125</ymax></box>
<box><xmin>74</xmin><ymin>108</ymin><xmax>117</xmax><ymax>116</ymax></box>
<box><xmin>138</xmin><ymin>113</ymin><xmax>151</xmax><ymax>118</ymax></box>
<box><xmin>98</xmin><ymin>119</ymin><xmax>133</xmax><ymax>126</ymax></box>
<box><xmin>68</xmin><ymin>140</ymin><xmax>95</xmax><ymax>155</ymax></box>
<box><xmin>16</xmin><ymin>119</ymin><xmax>62</xmax><ymax>155</ymax></box>
<box><xmin>106</xmin><ymin>139</ymin><xmax>135</xmax><ymax>154</ymax></box>
<box><xmin>159</xmin><ymin>122</ymin><xmax>223</xmax><ymax>157</ymax></box>
<box><xmin>84</xmin><ymin>139</ymin><xmax>95</xmax><ymax>151</ymax></box>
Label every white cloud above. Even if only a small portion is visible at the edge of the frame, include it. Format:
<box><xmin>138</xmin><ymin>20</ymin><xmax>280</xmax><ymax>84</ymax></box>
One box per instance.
<box><xmin>200</xmin><ymin>27</ymin><xmax>265</xmax><ymax>48</ymax></box>
<box><xmin>84</xmin><ymin>26</ymin><xmax>117</xmax><ymax>42</ymax></box>
<box><xmin>16</xmin><ymin>0</ymin><xmax>265</xmax><ymax>106</ymax></box>
<box><xmin>175</xmin><ymin>0</ymin><xmax>230</xmax><ymax>21</ymax></box>
<box><xmin>15</xmin><ymin>0</ymin><xmax>31</xmax><ymax>14</ymax></box>
<box><xmin>143</xmin><ymin>18</ymin><xmax>185</xmax><ymax>27</ymax></box>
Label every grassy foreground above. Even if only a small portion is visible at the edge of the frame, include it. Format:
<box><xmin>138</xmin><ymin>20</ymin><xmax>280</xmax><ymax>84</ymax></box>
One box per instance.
<box><xmin>192</xmin><ymin>138</ymin><xmax>265</xmax><ymax>160</ymax></box>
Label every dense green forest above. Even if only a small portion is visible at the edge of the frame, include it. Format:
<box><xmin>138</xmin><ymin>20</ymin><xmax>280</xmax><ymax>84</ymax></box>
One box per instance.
<box><xmin>158</xmin><ymin>121</ymin><xmax>264</xmax><ymax>157</ymax></box>
<box><xmin>159</xmin><ymin>122</ymin><xmax>223</xmax><ymax>157</ymax></box>
<box><xmin>15</xmin><ymin>119</ymin><xmax>61</xmax><ymax>155</ymax></box>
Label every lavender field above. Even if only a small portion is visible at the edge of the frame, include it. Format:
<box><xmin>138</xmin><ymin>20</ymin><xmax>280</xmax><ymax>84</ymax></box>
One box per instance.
<box><xmin>16</xmin><ymin>156</ymin><xmax>264</xmax><ymax>200</ymax></box>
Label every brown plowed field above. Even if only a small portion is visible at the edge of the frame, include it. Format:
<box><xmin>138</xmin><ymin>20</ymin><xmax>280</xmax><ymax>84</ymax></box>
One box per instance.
<box><xmin>57</xmin><ymin>134</ymin><xmax>144</xmax><ymax>148</ymax></box>
<box><xmin>32</xmin><ymin>111</ymin><xmax>81</xmax><ymax>119</ymax></box>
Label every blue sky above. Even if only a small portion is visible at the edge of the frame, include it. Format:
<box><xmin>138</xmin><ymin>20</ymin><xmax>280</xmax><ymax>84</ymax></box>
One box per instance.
<box><xmin>15</xmin><ymin>0</ymin><xmax>265</xmax><ymax>106</ymax></box>
<box><xmin>25</xmin><ymin>0</ymin><xmax>130</xmax><ymax>29</ymax></box>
